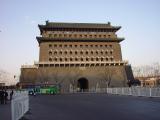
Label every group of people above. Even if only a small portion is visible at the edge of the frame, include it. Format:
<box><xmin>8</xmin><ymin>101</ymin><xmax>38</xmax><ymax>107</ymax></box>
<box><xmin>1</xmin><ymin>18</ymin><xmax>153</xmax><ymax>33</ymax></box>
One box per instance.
<box><xmin>0</xmin><ymin>89</ymin><xmax>13</xmax><ymax>104</ymax></box>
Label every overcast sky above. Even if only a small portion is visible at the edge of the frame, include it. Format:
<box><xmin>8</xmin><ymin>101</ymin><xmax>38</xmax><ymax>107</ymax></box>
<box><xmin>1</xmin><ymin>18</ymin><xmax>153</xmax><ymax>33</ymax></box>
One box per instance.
<box><xmin>0</xmin><ymin>0</ymin><xmax>160</xmax><ymax>77</ymax></box>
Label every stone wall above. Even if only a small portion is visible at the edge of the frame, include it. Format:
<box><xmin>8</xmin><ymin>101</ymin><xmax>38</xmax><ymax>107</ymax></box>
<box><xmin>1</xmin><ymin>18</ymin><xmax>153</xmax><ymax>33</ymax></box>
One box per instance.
<box><xmin>20</xmin><ymin>65</ymin><xmax>128</xmax><ymax>92</ymax></box>
<box><xmin>39</xmin><ymin>42</ymin><xmax>122</xmax><ymax>62</ymax></box>
<box><xmin>20</xmin><ymin>68</ymin><xmax>37</xmax><ymax>85</ymax></box>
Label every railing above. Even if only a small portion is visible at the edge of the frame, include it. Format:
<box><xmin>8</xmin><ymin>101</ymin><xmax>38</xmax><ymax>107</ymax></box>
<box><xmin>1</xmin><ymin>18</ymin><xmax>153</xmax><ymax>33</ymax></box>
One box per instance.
<box><xmin>69</xmin><ymin>87</ymin><xmax>160</xmax><ymax>97</ymax></box>
<box><xmin>11</xmin><ymin>91</ymin><xmax>29</xmax><ymax>120</ymax></box>
<box><xmin>106</xmin><ymin>87</ymin><xmax>160</xmax><ymax>97</ymax></box>
<box><xmin>34</xmin><ymin>60</ymin><xmax>128</xmax><ymax>65</ymax></box>
<box><xmin>21</xmin><ymin>65</ymin><xmax>38</xmax><ymax>68</ymax></box>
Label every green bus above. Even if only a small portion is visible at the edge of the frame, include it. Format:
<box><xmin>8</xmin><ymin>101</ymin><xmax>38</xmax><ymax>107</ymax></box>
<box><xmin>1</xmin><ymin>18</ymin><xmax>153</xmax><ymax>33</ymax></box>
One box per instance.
<box><xmin>28</xmin><ymin>86</ymin><xmax>59</xmax><ymax>95</ymax></box>
<box><xmin>40</xmin><ymin>86</ymin><xmax>59</xmax><ymax>94</ymax></box>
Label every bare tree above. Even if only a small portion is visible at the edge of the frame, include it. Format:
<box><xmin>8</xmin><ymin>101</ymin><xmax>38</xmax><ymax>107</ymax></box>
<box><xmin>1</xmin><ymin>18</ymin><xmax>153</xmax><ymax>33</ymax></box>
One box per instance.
<box><xmin>67</xmin><ymin>67</ymin><xmax>82</xmax><ymax>91</ymax></box>
<box><xmin>37</xmin><ymin>68</ymin><xmax>67</xmax><ymax>87</ymax></box>
<box><xmin>0</xmin><ymin>69</ymin><xmax>18</xmax><ymax>86</ymax></box>
<box><xmin>152</xmin><ymin>62</ymin><xmax>160</xmax><ymax>77</ymax></box>
<box><xmin>133</xmin><ymin>62</ymin><xmax>160</xmax><ymax>77</ymax></box>
<box><xmin>48</xmin><ymin>69</ymin><xmax>66</xmax><ymax>86</ymax></box>
<box><xmin>47</xmin><ymin>70</ymin><xmax>59</xmax><ymax>84</ymax></box>
<box><xmin>37</xmin><ymin>69</ymin><xmax>50</xmax><ymax>86</ymax></box>
<box><xmin>100</xmin><ymin>66</ymin><xmax>114</xmax><ymax>88</ymax></box>
<box><xmin>122</xmin><ymin>66</ymin><xmax>128</xmax><ymax>87</ymax></box>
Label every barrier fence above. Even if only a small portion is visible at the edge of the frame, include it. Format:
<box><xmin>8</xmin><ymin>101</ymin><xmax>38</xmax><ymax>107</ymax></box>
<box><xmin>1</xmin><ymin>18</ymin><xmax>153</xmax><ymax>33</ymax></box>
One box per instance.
<box><xmin>11</xmin><ymin>91</ymin><xmax>29</xmax><ymax>120</ymax></box>
<box><xmin>70</xmin><ymin>87</ymin><xmax>160</xmax><ymax>97</ymax></box>
<box><xmin>106</xmin><ymin>87</ymin><xmax>160</xmax><ymax>97</ymax></box>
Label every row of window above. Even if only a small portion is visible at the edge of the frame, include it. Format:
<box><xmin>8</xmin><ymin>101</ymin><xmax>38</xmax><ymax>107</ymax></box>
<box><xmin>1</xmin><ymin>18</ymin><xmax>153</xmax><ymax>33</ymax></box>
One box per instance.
<box><xmin>49</xmin><ymin>57</ymin><xmax>114</xmax><ymax>62</ymax></box>
<box><xmin>49</xmin><ymin>50</ymin><xmax>113</xmax><ymax>55</ymax></box>
<box><xmin>49</xmin><ymin>44</ymin><xmax>113</xmax><ymax>48</ymax></box>
<box><xmin>48</xmin><ymin>33</ymin><xmax>112</xmax><ymax>38</ymax></box>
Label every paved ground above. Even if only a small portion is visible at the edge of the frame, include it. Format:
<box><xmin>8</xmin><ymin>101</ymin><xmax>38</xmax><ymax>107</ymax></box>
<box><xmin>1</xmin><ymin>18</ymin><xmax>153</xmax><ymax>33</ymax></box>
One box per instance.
<box><xmin>0</xmin><ymin>101</ymin><xmax>11</xmax><ymax>120</ymax></box>
<box><xmin>22</xmin><ymin>93</ymin><xmax>160</xmax><ymax>120</ymax></box>
<box><xmin>1</xmin><ymin>93</ymin><xmax>160</xmax><ymax>120</ymax></box>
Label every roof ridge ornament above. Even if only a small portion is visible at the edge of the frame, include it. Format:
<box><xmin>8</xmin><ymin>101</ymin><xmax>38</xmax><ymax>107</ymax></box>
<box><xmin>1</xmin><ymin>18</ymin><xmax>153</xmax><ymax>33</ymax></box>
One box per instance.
<box><xmin>108</xmin><ymin>22</ymin><xmax>111</xmax><ymax>26</ymax></box>
<box><xmin>46</xmin><ymin>20</ymin><xmax>49</xmax><ymax>25</ymax></box>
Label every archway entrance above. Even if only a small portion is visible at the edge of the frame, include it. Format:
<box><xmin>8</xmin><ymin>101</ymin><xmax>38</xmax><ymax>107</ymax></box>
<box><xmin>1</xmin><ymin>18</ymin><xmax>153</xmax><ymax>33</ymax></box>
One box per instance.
<box><xmin>77</xmin><ymin>78</ymin><xmax>89</xmax><ymax>91</ymax></box>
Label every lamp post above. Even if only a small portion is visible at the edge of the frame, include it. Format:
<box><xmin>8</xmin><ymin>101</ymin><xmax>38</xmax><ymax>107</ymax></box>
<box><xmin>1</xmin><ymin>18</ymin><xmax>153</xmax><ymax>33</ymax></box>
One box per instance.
<box><xmin>14</xmin><ymin>75</ymin><xmax>21</xmax><ymax>89</ymax></box>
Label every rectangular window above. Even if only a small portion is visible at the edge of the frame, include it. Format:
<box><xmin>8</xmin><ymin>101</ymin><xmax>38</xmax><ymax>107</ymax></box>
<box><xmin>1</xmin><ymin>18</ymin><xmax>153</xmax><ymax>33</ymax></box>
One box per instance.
<box><xmin>49</xmin><ymin>34</ymin><xmax>52</xmax><ymax>37</ymax></box>
<box><xmin>49</xmin><ymin>44</ymin><xmax>52</xmax><ymax>48</ymax></box>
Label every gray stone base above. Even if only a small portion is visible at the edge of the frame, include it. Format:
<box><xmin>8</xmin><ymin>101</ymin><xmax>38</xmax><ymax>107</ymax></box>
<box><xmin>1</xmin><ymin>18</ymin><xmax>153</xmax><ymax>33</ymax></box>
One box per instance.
<box><xmin>20</xmin><ymin>65</ymin><xmax>128</xmax><ymax>92</ymax></box>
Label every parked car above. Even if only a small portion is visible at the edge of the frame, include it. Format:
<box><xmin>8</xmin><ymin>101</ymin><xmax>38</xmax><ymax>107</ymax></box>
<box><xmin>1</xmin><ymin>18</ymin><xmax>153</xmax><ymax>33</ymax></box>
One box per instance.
<box><xmin>28</xmin><ymin>88</ymin><xmax>36</xmax><ymax>95</ymax></box>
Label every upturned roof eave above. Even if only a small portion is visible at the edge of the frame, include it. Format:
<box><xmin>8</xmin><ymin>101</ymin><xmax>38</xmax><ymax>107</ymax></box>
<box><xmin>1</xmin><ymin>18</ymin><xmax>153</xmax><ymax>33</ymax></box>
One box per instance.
<box><xmin>38</xmin><ymin>22</ymin><xmax>121</xmax><ymax>32</ymax></box>
<box><xmin>38</xmin><ymin>25</ymin><xmax>121</xmax><ymax>30</ymax></box>
<box><xmin>36</xmin><ymin>37</ymin><xmax>124</xmax><ymax>44</ymax></box>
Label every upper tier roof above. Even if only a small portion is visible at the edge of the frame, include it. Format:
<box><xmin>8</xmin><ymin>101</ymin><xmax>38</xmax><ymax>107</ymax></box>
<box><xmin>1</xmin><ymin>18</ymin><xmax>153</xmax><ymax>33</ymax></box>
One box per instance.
<box><xmin>36</xmin><ymin>37</ymin><xmax>124</xmax><ymax>44</ymax></box>
<box><xmin>38</xmin><ymin>21</ymin><xmax>121</xmax><ymax>33</ymax></box>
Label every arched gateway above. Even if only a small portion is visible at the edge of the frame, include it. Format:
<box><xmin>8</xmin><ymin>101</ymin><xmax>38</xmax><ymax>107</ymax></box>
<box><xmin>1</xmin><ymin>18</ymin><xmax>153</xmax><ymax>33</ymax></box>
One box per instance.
<box><xmin>77</xmin><ymin>78</ymin><xmax>89</xmax><ymax>91</ymax></box>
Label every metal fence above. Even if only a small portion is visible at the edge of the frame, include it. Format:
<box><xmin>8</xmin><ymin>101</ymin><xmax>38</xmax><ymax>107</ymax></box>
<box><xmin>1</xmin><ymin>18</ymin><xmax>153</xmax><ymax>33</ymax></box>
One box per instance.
<box><xmin>11</xmin><ymin>91</ymin><xmax>29</xmax><ymax>120</ymax></box>
<box><xmin>106</xmin><ymin>87</ymin><xmax>160</xmax><ymax>97</ymax></box>
<box><xmin>70</xmin><ymin>87</ymin><xmax>160</xmax><ymax>97</ymax></box>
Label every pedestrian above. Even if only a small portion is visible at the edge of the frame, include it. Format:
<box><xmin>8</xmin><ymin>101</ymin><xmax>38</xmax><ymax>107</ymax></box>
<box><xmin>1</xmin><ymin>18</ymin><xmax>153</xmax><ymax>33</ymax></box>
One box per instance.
<box><xmin>0</xmin><ymin>89</ymin><xmax>3</xmax><ymax>104</ymax></box>
<box><xmin>10</xmin><ymin>90</ymin><xmax>14</xmax><ymax>101</ymax></box>
<box><xmin>0</xmin><ymin>89</ymin><xmax>5</xmax><ymax>104</ymax></box>
<box><xmin>4</xmin><ymin>90</ymin><xmax>8</xmax><ymax>104</ymax></box>
<box><xmin>33</xmin><ymin>88</ymin><xmax>36</xmax><ymax>96</ymax></box>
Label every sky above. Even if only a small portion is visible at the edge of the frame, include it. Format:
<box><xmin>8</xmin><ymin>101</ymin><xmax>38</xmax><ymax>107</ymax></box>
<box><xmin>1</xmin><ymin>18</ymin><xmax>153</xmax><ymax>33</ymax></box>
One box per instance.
<box><xmin>0</xmin><ymin>0</ymin><xmax>160</xmax><ymax>79</ymax></box>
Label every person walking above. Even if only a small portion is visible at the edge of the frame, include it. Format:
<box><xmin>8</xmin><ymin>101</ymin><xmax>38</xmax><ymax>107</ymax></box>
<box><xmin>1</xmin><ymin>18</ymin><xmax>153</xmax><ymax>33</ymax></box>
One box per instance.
<box><xmin>0</xmin><ymin>89</ymin><xmax>3</xmax><ymax>104</ymax></box>
<box><xmin>0</xmin><ymin>89</ymin><xmax>5</xmax><ymax>104</ymax></box>
<box><xmin>4</xmin><ymin>90</ymin><xmax>8</xmax><ymax>104</ymax></box>
<box><xmin>10</xmin><ymin>90</ymin><xmax>14</xmax><ymax>100</ymax></box>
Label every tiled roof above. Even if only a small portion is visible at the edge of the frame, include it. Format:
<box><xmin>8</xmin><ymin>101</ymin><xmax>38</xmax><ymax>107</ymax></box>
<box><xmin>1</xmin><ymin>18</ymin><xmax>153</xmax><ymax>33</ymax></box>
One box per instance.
<box><xmin>36</xmin><ymin>37</ymin><xmax>124</xmax><ymax>44</ymax></box>
<box><xmin>38</xmin><ymin>21</ymin><xmax>121</xmax><ymax>29</ymax></box>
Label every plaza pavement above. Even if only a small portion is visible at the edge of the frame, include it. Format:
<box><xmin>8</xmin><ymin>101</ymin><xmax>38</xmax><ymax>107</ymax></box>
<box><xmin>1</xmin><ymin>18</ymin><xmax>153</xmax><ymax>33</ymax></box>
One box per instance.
<box><xmin>0</xmin><ymin>101</ymin><xmax>11</xmax><ymax>120</ymax></box>
<box><xmin>1</xmin><ymin>93</ymin><xmax>160</xmax><ymax>120</ymax></box>
<box><xmin>23</xmin><ymin>93</ymin><xmax>160</xmax><ymax>120</ymax></box>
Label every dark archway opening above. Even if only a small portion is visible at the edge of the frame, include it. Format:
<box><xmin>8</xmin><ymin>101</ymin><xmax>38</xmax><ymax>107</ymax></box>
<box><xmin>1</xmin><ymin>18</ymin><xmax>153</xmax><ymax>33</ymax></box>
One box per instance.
<box><xmin>77</xmin><ymin>78</ymin><xmax>89</xmax><ymax>91</ymax></box>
